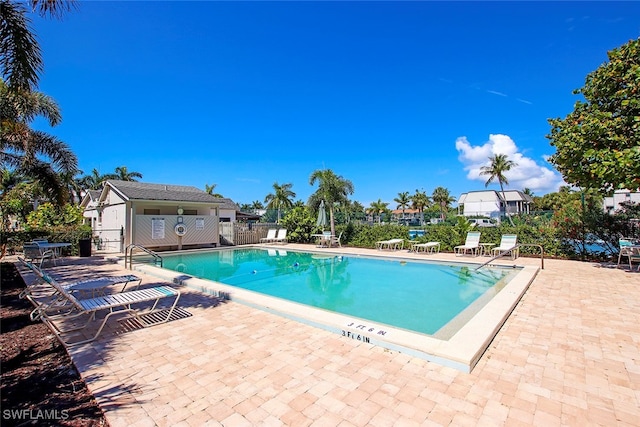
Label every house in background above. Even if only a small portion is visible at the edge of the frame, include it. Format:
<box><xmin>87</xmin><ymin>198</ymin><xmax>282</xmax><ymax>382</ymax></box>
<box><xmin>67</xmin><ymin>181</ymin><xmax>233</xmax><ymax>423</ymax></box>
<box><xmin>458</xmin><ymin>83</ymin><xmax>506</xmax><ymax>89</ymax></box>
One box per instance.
<box><xmin>80</xmin><ymin>180</ymin><xmax>226</xmax><ymax>252</ymax></box>
<box><xmin>457</xmin><ymin>190</ymin><xmax>533</xmax><ymax>220</ymax></box>
<box><xmin>603</xmin><ymin>189</ymin><xmax>640</xmax><ymax>214</ymax></box>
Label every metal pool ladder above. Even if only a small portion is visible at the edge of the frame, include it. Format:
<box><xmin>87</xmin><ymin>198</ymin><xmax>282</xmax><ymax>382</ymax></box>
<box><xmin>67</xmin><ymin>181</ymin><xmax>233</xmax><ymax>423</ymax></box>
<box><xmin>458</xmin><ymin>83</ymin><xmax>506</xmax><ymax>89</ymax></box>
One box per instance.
<box><xmin>475</xmin><ymin>243</ymin><xmax>544</xmax><ymax>271</ymax></box>
<box><xmin>125</xmin><ymin>244</ymin><xmax>163</xmax><ymax>269</ymax></box>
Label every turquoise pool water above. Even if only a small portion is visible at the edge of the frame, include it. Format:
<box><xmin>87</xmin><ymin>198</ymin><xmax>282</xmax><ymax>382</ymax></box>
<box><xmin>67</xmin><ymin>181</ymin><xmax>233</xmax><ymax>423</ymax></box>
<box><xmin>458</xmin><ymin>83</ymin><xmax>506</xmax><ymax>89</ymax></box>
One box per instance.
<box><xmin>162</xmin><ymin>248</ymin><xmax>516</xmax><ymax>336</ymax></box>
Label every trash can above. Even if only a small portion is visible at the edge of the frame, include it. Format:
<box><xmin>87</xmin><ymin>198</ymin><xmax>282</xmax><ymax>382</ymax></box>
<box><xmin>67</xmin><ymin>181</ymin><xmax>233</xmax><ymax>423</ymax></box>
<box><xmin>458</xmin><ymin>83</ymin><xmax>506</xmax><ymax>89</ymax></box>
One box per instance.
<box><xmin>79</xmin><ymin>238</ymin><xmax>92</xmax><ymax>257</ymax></box>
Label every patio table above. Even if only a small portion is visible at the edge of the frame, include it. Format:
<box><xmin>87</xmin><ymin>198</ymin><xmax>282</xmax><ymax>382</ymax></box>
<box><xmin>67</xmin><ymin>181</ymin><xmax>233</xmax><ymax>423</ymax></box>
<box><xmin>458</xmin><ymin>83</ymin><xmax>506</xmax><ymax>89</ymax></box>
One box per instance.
<box><xmin>36</xmin><ymin>242</ymin><xmax>72</xmax><ymax>261</ymax></box>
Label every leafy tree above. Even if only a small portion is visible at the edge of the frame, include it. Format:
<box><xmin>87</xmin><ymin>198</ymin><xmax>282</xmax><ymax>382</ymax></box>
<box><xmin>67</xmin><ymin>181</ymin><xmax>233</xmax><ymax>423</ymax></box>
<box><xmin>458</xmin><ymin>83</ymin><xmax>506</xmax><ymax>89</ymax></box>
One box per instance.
<box><xmin>25</xmin><ymin>201</ymin><xmax>82</xmax><ymax>229</ymax></box>
<box><xmin>547</xmin><ymin>37</ymin><xmax>640</xmax><ymax>192</ymax></box>
<box><xmin>113</xmin><ymin>166</ymin><xmax>142</xmax><ymax>182</ymax></box>
<box><xmin>279</xmin><ymin>205</ymin><xmax>317</xmax><ymax>243</ymax></box>
<box><xmin>251</xmin><ymin>200</ymin><xmax>264</xmax><ymax>210</ymax></box>
<box><xmin>432</xmin><ymin>186</ymin><xmax>456</xmax><ymax>220</ymax></box>
<box><xmin>393</xmin><ymin>191</ymin><xmax>411</xmax><ymax>223</ymax></box>
<box><xmin>308</xmin><ymin>169</ymin><xmax>354</xmax><ymax>237</ymax></box>
<box><xmin>411</xmin><ymin>189</ymin><xmax>430</xmax><ymax>225</ymax></box>
<box><xmin>264</xmin><ymin>182</ymin><xmax>295</xmax><ymax>223</ymax></box>
<box><xmin>480</xmin><ymin>153</ymin><xmax>518</xmax><ymax>226</ymax></box>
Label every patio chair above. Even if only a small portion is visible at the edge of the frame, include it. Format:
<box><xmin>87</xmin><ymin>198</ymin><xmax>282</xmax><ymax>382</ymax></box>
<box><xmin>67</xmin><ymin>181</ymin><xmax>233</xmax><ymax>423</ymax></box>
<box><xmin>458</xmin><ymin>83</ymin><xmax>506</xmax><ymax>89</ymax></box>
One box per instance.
<box><xmin>491</xmin><ymin>234</ymin><xmax>519</xmax><ymax>259</ymax></box>
<box><xmin>17</xmin><ymin>257</ymin><xmax>142</xmax><ymax>316</ymax></box>
<box><xmin>330</xmin><ymin>232</ymin><xmax>343</xmax><ymax>248</ymax></box>
<box><xmin>618</xmin><ymin>239</ymin><xmax>635</xmax><ymax>268</ymax></box>
<box><xmin>411</xmin><ymin>241</ymin><xmax>440</xmax><ymax>254</ymax></box>
<box><xmin>31</xmin><ymin>270</ymin><xmax>181</xmax><ymax>346</ymax></box>
<box><xmin>630</xmin><ymin>251</ymin><xmax>640</xmax><ymax>271</ymax></box>
<box><xmin>376</xmin><ymin>238</ymin><xmax>405</xmax><ymax>251</ymax></box>
<box><xmin>260</xmin><ymin>229</ymin><xmax>277</xmax><ymax>243</ymax></box>
<box><xmin>273</xmin><ymin>229</ymin><xmax>288</xmax><ymax>244</ymax></box>
<box><xmin>454</xmin><ymin>232</ymin><xmax>481</xmax><ymax>256</ymax></box>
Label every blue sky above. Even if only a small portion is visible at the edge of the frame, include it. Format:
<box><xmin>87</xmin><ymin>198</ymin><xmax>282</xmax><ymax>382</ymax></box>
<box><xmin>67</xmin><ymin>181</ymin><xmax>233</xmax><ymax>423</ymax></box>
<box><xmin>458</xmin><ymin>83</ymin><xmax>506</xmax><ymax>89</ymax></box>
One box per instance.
<box><xmin>31</xmin><ymin>1</ymin><xmax>640</xmax><ymax>207</ymax></box>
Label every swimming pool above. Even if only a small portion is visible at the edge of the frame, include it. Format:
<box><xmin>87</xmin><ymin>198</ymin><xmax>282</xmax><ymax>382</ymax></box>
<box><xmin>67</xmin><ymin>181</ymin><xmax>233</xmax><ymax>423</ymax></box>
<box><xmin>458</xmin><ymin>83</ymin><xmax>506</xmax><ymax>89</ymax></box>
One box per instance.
<box><xmin>162</xmin><ymin>248</ymin><xmax>514</xmax><ymax>336</ymax></box>
<box><xmin>132</xmin><ymin>246</ymin><xmax>538</xmax><ymax>372</ymax></box>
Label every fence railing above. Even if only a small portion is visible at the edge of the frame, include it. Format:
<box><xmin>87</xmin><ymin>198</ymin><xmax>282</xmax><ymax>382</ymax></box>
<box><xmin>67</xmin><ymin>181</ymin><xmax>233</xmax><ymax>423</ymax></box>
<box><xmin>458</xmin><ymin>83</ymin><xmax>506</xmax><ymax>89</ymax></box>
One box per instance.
<box><xmin>219</xmin><ymin>222</ymin><xmax>278</xmax><ymax>246</ymax></box>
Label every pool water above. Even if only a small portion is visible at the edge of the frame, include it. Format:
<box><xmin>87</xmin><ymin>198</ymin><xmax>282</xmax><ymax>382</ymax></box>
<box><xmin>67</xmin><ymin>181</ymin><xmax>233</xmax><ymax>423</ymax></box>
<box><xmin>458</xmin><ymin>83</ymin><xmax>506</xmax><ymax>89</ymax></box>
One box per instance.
<box><xmin>162</xmin><ymin>248</ymin><xmax>517</xmax><ymax>336</ymax></box>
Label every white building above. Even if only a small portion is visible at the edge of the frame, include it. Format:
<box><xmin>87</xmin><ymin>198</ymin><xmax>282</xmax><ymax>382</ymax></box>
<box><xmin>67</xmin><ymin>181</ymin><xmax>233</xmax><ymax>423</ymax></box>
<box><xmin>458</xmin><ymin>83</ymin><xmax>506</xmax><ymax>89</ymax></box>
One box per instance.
<box><xmin>80</xmin><ymin>180</ymin><xmax>233</xmax><ymax>252</ymax></box>
<box><xmin>603</xmin><ymin>189</ymin><xmax>640</xmax><ymax>214</ymax></box>
<box><xmin>457</xmin><ymin>190</ymin><xmax>533</xmax><ymax>219</ymax></box>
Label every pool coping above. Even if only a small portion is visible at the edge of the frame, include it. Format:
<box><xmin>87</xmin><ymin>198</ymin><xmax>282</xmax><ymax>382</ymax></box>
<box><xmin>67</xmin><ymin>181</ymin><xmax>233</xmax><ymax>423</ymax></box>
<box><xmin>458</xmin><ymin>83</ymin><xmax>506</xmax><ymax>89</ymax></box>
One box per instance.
<box><xmin>130</xmin><ymin>247</ymin><xmax>539</xmax><ymax>372</ymax></box>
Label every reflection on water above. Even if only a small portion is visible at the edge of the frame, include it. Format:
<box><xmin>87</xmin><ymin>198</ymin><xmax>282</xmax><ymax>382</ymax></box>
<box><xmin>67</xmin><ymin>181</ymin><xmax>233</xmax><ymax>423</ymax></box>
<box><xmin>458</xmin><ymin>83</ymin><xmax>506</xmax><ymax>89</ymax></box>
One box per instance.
<box><xmin>307</xmin><ymin>256</ymin><xmax>353</xmax><ymax>310</ymax></box>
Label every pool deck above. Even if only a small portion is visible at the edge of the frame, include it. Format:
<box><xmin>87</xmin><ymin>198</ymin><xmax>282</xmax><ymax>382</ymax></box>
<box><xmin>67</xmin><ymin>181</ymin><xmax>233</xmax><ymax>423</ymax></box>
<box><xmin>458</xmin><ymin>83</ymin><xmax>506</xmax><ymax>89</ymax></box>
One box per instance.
<box><xmin>12</xmin><ymin>244</ymin><xmax>640</xmax><ymax>426</ymax></box>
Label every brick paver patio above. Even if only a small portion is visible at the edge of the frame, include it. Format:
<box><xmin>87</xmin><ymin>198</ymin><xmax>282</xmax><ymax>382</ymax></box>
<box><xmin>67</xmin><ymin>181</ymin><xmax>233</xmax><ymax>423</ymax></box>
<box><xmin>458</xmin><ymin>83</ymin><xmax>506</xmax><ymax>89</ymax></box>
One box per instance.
<box><xmin>15</xmin><ymin>245</ymin><xmax>640</xmax><ymax>426</ymax></box>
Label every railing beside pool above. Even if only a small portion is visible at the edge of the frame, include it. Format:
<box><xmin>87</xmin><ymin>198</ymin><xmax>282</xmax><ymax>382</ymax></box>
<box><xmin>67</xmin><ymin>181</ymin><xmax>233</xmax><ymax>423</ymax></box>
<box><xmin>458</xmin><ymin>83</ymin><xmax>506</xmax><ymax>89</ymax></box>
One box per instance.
<box><xmin>475</xmin><ymin>243</ymin><xmax>545</xmax><ymax>271</ymax></box>
<box><xmin>125</xmin><ymin>244</ymin><xmax>163</xmax><ymax>269</ymax></box>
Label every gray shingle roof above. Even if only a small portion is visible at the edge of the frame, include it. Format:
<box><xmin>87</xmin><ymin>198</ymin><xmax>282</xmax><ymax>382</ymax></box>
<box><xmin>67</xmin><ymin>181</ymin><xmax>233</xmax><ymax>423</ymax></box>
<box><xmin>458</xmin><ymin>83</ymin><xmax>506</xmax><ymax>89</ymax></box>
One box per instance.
<box><xmin>105</xmin><ymin>180</ymin><xmax>221</xmax><ymax>204</ymax></box>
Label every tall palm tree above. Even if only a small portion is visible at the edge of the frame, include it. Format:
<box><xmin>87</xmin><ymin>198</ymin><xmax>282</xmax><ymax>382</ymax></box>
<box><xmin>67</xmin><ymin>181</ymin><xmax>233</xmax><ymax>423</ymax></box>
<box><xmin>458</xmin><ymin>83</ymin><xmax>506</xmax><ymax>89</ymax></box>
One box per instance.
<box><xmin>114</xmin><ymin>166</ymin><xmax>142</xmax><ymax>182</ymax></box>
<box><xmin>432</xmin><ymin>186</ymin><xmax>456</xmax><ymax>220</ymax></box>
<box><xmin>411</xmin><ymin>189</ymin><xmax>430</xmax><ymax>225</ymax></box>
<box><xmin>264</xmin><ymin>182</ymin><xmax>295</xmax><ymax>223</ymax></box>
<box><xmin>1</xmin><ymin>0</ymin><xmax>76</xmax><ymax>91</ymax></box>
<box><xmin>0</xmin><ymin>80</ymin><xmax>77</xmax><ymax>205</ymax></box>
<box><xmin>308</xmin><ymin>169</ymin><xmax>354</xmax><ymax>237</ymax></box>
<box><xmin>394</xmin><ymin>191</ymin><xmax>411</xmax><ymax>224</ymax></box>
<box><xmin>368</xmin><ymin>199</ymin><xmax>388</xmax><ymax>224</ymax></box>
<box><xmin>204</xmin><ymin>183</ymin><xmax>223</xmax><ymax>198</ymax></box>
<box><xmin>480</xmin><ymin>153</ymin><xmax>518</xmax><ymax>226</ymax></box>
<box><xmin>78</xmin><ymin>168</ymin><xmax>109</xmax><ymax>190</ymax></box>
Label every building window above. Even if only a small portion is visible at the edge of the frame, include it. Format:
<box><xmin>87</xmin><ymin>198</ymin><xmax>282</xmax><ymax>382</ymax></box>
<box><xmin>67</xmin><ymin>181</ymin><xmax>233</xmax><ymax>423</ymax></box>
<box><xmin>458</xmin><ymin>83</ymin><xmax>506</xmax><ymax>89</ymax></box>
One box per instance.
<box><xmin>183</xmin><ymin>209</ymin><xmax>197</xmax><ymax>215</ymax></box>
<box><xmin>144</xmin><ymin>209</ymin><xmax>160</xmax><ymax>215</ymax></box>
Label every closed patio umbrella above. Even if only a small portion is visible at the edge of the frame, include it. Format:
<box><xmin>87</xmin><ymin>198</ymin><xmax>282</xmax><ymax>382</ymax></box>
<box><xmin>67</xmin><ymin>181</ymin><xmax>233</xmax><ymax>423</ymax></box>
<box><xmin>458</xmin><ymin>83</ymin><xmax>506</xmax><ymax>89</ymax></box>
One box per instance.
<box><xmin>316</xmin><ymin>200</ymin><xmax>328</xmax><ymax>229</ymax></box>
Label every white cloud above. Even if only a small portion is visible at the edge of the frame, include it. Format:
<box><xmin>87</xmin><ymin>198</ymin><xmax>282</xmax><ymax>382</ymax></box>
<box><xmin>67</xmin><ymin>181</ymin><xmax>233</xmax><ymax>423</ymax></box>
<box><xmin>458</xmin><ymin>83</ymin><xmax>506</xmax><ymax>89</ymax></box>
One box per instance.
<box><xmin>455</xmin><ymin>134</ymin><xmax>565</xmax><ymax>194</ymax></box>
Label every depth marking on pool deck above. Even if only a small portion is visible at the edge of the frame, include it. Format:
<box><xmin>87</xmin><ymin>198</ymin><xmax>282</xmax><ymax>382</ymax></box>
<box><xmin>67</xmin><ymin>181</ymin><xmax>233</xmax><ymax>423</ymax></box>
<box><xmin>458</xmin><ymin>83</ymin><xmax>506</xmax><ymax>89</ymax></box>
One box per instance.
<box><xmin>343</xmin><ymin>321</ymin><xmax>389</xmax><ymax>343</ymax></box>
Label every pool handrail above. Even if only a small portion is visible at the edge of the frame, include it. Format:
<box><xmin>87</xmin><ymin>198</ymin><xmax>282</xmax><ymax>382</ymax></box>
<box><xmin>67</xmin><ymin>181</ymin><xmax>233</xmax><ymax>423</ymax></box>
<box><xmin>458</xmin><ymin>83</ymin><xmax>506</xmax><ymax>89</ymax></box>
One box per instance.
<box><xmin>475</xmin><ymin>243</ymin><xmax>544</xmax><ymax>270</ymax></box>
<box><xmin>125</xmin><ymin>244</ymin><xmax>163</xmax><ymax>269</ymax></box>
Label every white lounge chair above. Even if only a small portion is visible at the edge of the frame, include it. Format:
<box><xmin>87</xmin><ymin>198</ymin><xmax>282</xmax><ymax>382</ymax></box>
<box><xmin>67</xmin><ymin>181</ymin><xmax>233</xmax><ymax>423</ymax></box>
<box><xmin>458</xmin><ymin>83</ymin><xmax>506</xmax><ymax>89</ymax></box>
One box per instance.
<box><xmin>273</xmin><ymin>229</ymin><xmax>288</xmax><ymax>244</ymax></box>
<box><xmin>260</xmin><ymin>229</ymin><xmax>277</xmax><ymax>244</ymax></box>
<box><xmin>376</xmin><ymin>238</ymin><xmax>404</xmax><ymax>251</ymax></box>
<box><xmin>618</xmin><ymin>239</ymin><xmax>640</xmax><ymax>270</ymax></box>
<box><xmin>454</xmin><ymin>232</ymin><xmax>481</xmax><ymax>256</ymax></box>
<box><xmin>491</xmin><ymin>234</ymin><xmax>519</xmax><ymax>259</ymax></box>
<box><xmin>330</xmin><ymin>232</ymin><xmax>343</xmax><ymax>248</ymax></box>
<box><xmin>618</xmin><ymin>239</ymin><xmax>635</xmax><ymax>268</ymax></box>
<box><xmin>411</xmin><ymin>241</ymin><xmax>440</xmax><ymax>254</ymax></box>
<box><xmin>31</xmin><ymin>270</ymin><xmax>181</xmax><ymax>346</ymax></box>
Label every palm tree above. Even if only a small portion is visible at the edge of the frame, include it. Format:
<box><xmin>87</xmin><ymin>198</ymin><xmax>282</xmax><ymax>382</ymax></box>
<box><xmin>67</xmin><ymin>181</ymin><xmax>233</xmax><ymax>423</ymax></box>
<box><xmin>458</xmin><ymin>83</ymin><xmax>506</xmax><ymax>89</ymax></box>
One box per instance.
<box><xmin>264</xmin><ymin>182</ymin><xmax>296</xmax><ymax>223</ymax></box>
<box><xmin>368</xmin><ymin>199</ymin><xmax>388</xmax><ymax>224</ymax></box>
<box><xmin>204</xmin><ymin>183</ymin><xmax>223</xmax><ymax>197</ymax></box>
<box><xmin>411</xmin><ymin>189</ymin><xmax>430</xmax><ymax>225</ymax></box>
<box><xmin>0</xmin><ymin>80</ymin><xmax>78</xmax><ymax>205</ymax></box>
<box><xmin>308</xmin><ymin>169</ymin><xmax>354</xmax><ymax>237</ymax></box>
<box><xmin>432</xmin><ymin>187</ymin><xmax>456</xmax><ymax>220</ymax></box>
<box><xmin>1</xmin><ymin>0</ymin><xmax>76</xmax><ymax>91</ymax></box>
<box><xmin>78</xmin><ymin>168</ymin><xmax>110</xmax><ymax>190</ymax></box>
<box><xmin>114</xmin><ymin>166</ymin><xmax>142</xmax><ymax>182</ymax></box>
<box><xmin>480</xmin><ymin>153</ymin><xmax>518</xmax><ymax>226</ymax></box>
<box><xmin>394</xmin><ymin>191</ymin><xmax>411</xmax><ymax>224</ymax></box>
